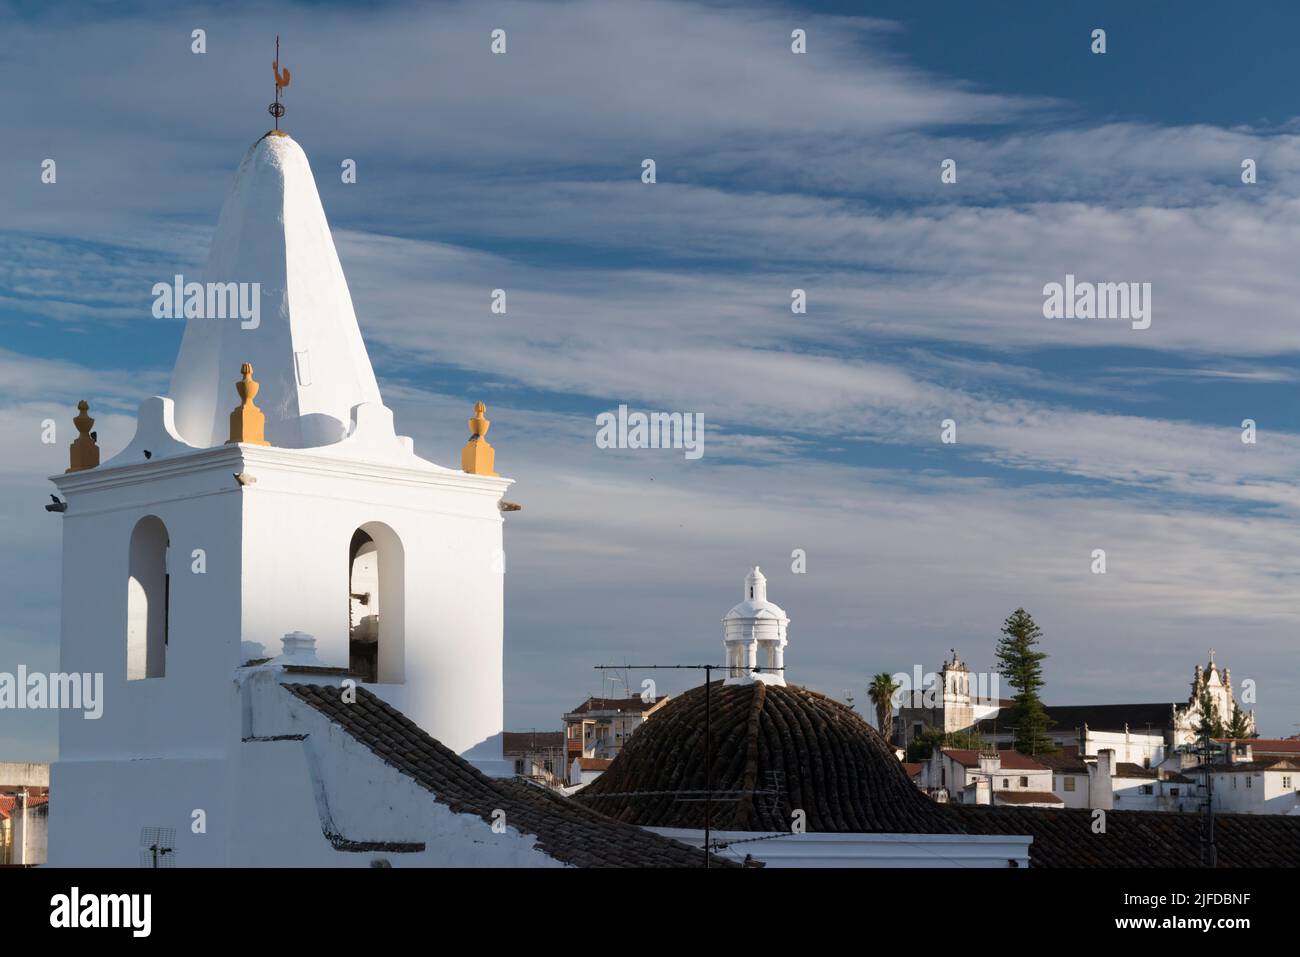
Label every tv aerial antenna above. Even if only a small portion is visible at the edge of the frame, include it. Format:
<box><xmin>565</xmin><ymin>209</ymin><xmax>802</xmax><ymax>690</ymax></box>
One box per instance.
<box><xmin>140</xmin><ymin>826</ymin><xmax>176</xmax><ymax>868</ymax></box>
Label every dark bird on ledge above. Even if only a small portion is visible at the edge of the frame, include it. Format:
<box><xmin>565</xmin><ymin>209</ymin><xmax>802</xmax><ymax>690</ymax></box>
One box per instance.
<box><xmin>45</xmin><ymin>495</ymin><xmax>67</xmax><ymax>513</ymax></box>
<box><xmin>90</xmin><ymin>431</ymin><xmax>97</xmax><ymax>442</ymax></box>
<box><xmin>143</xmin><ymin>450</ymin><xmax>152</xmax><ymax>459</ymax></box>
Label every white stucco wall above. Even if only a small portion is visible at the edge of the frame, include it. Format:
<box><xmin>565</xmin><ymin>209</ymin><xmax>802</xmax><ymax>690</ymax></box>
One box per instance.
<box><xmin>1083</xmin><ymin>728</ymin><xmax>1165</xmax><ymax>766</ymax></box>
<box><xmin>52</xmin><ymin>441</ymin><xmax>246</xmax><ymax>767</ymax></box>
<box><xmin>12</xmin><ymin>802</ymin><xmax>48</xmax><ymax>864</ymax></box>
<box><xmin>1207</xmin><ymin>770</ymin><xmax>1299</xmax><ymax>814</ymax></box>
<box><xmin>51</xmin><ymin>665</ymin><xmax>566</xmax><ymax>867</ymax></box>
<box><xmin>236</xmin><ymin>442</ymin><xmax>510</xmax><ymax>768</ymax></box>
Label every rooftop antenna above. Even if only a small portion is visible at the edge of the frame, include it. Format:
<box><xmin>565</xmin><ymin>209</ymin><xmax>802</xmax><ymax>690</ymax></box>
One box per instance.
<box><xmin>1198</xmin><ymin>723</ymin><xmax>1218</xmax><ymax>867</ymax></box>
<box><xmin>270</xmin><ymin>35</ymin><xmax>290</xmax><ymax>129</ymax></box>
<box><xmin>593</xmin><ymin>661</ymin><xmax>784</xmax><ymax>868</ymax></box>
<box><xmin>139</xmin><ymin>826</ymin><xmax>176</xmax><ymax>868</ymax></box>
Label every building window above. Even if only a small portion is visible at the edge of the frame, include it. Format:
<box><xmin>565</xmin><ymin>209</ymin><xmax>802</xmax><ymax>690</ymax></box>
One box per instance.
<box><xmin>1170</xmin><ymin>787</ymin><xmax>1180</xmax><ymax>796</ymax></box>
<box><xmin>1246</xmin><ymin>776</ymin><xmax>1252</xmax><ymax>789</ymax></box>
<box><xmin>513</xmin><ymin>759</ymin><xmax>525</xmax><ymax>775</ymax></box>
<box><xmin>544</xmin><ymin>760</ymin><xmax>553</xmax><ymax>773</ymax></box>
<box><xmin>1019</xmin><ymin>776</ymin><xmax>1028</xmax><ymax>788</ymax></box>
<box><xmin>1002</xmin><ymin>779</ymin><xmax>1009</xmax><ymax>789</ymax></box>
<box><xmin>1283</xmin><ymin>776</ymin><xmax>1292</xmax><ymax>789</ymax></box>
<box><xmin>347</xmin><ymin>523</ymin><xmax>405</xmax><ymax>684</ymax></box>
<box><xmin>1232</xmin><ymin>777</ymin><xmax>1238</xmax><ymax>790</ymax></box>
<box><xmin>127</xmin><ymin>515</ymin><xmax>170</xmax><ymax>680</ymax></box>
<box><xmin>1064</xmin><ymin>777</ymin><xmax>1076</xmax><ymax>792</ymax></box>
<box><xmin>1139</xmin><ymin>785</ymin><xmax>1153</xmax><ymax>795</ymax></box>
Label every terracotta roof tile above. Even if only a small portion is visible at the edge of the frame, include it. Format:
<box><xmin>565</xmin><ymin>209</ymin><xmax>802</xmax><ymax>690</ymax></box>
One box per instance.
<box><xmin>953</xmin><ymin>804</ymin><xmax>1300</xmax><ymax>868</ymax></box>
<box><xmin>578</xmin><ymin>682</ymin><xmax>963</xmax><ymax>834</ymax></box>
<box><xmin>1217</xmin><ymin>739</ymin><xmax>1300</xmax><ymax>753</ymax></box>
<box><xmin>1036</xmin><ymin>753</ymin><xmax>1089</xmax><ymax>773</ymax></box>
<box><xmin>943</xmin><ymin>749</ymin><xmax>1050</xmax><ymax>771</ymax></box>
<box><xmin>1115</xmin><ymin>763</ymin><xmax>1158</xmax><ymax>779</ymax></box>
<box><xmin>566</xmin><ymin>696</ymin><xmax>665</xmax><ymax>716</ymax></box>
<box><xmin>576</xmin><ymin>681</ymin><xmax>1300</xmax><ymax>867</ymax></box>
<box><xmin>286</xmin><ymin>683</ymin><xmax>728</xmax><ymax>868</ymax></box>
<box><xmin>993</xmin><ymin>791</ymin><xmax>1064</xmax><ymax>805</ymax></box>
<box><xmin>502</xmin><ymin>731</ymin><xmax>564</xmax><ymax>752</ymax></box>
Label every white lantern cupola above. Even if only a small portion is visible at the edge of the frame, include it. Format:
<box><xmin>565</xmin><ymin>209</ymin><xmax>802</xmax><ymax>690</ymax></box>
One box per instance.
<box><xmin>722</xmin><ymin>566</ymin><xmax>788</xmax><ymax>686</ymax></box>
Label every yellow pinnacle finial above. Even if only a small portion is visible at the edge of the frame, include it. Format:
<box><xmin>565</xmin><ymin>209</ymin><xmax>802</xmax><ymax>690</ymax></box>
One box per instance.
<box><xmin>227</xmin><ymin>363</ymin><xmax>272</xmax><ymax>446</ymax></box>
<box><xmin>461</xmin><ymin>401</ymin><xmax>497</xmax><ymax>476</ymax></box>
<box><xmin>66</xmin><ymin>400</ymin><xmax>100</xmax><ymax>473</ymax></box>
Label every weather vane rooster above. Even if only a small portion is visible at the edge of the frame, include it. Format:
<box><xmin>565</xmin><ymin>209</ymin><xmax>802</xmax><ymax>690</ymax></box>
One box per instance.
<box><xmin>269</xmin><ymin>35</ymin><xmax>290</xmax><ymax>129</ymax></box>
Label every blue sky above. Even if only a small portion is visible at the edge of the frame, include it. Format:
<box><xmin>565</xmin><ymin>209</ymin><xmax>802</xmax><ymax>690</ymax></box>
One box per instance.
<box><xmin>4</xmin><ymin>0</ymin><xmax>1300</xmax><ymax>759</ymax></box>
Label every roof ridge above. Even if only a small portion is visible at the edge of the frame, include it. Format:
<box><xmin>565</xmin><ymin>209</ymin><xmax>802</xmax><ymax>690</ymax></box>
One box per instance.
<box><xmin>284</xmin><ymin>683</ymin><xmax>729</xmax><ymax>867</ymax></box>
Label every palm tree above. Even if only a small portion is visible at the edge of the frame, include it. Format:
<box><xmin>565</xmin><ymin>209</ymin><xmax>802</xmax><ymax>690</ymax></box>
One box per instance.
<box><xmin>868</xmin><ymin>673</ymin><xmax>901</xmax><ymax>745</ymax></box>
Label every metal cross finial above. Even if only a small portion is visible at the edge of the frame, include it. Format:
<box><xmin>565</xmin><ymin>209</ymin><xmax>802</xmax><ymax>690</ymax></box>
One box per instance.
<box><xmin>270</xmin><ymin>35</ymin><xmax>290</xmax><ymax>129</ymax></box>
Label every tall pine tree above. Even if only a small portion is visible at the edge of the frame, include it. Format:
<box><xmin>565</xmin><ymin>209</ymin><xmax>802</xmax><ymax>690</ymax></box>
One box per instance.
<box><xmin>1226</xmin><ymin>704</ymin><xmax>1253</xmax><ymax>740</ymax></box>
<box><xmin>995</xmin><ymin>608</ymin><xmax>1056</xmax><ymax>755</ymax></box>
<box><xmin>1196</xmin><ymin>688</ymin><xmax>1225</xmax><ymax>738</ymax></box>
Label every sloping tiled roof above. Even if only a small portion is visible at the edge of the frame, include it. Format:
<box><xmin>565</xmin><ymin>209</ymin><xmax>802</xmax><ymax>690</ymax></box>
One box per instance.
<box><xmin>0</xmin><ymin>792</ymin><xmax>47</xmax><ymax>817</ymax></box>
<box><xmin>575</xmin><ymin>681</ymin><xmax>1300</xmax><ymax>867</ymax></box>
<box><xmin>1036</xmin><ymin>753</ymin><xmax>1088</xmax><ymax>773</ymax></box>
<box><xmin>943</xmin><ymin>749</ymin><xmax>1049</xmax><ymax>771</ymax></box>
<box><xmin>1218</xmin><ymin>738</ymin><xmax>1300</xmax><ymax>754</ymax></box>
<box><xmin>286</xmin><ymin>684</ymin><xmax>728</xmax><ymax>868</ymax></box>
<box><xmin>979</xmin><ymin>703</ymin><xmax>1176</xmax><ymax>734</ymax></box>
<box><xmin>502</xmin><ymin>731</ymin><xmax>564</xmax><ymax>752</ymax></box>
<box><xmin>952</xmin><ymin>804</ymin><xmax>1300</xmax><ymax>867</ymax></box>
<box><xmin>578</xmin><ymin>681</ymin><xmax>965</xmax><ymax>834</ymax></box>
<box><xmin>566</xmin><ymin>696</ymin><xmax>665</xmax><ymax>716</ymax></box>
<box><xmin>1199</xmin><ymin>759</ymin><xmax>1300</xmax><ymax>773</ymax></box>
<box><xmin>1115</xmin><ymin>763</ymin><xmax>1158</xmax><ymax>779</ymax></box>
<box><xmin>993</xmin><ymin>791</ymin><xmax>1063</xmax><ymax>805</ymax></box>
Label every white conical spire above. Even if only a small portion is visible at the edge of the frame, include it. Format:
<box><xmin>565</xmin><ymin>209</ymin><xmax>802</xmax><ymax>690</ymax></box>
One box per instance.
<box><xmin>169</xmin><ymin>132</ymin><xmax>382</xmax><ymax>449</ymax></box>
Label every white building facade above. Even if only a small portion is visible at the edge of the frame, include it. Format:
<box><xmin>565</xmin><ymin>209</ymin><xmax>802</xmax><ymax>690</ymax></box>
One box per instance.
<box><xmin>45</xmin><ymin>131</ymin><xmax>529</xmax><ymax>867</ymax></box>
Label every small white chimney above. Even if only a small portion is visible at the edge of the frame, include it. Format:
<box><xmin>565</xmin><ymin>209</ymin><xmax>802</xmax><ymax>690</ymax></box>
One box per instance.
<box><xmin>1089</xmin><ymin>748</ymin><xmax>1115</xmax><ymax>810</ymax></box>
<box><xmin>978</xmin><ymin>751</ymin><xmax>1001</xmax><ymax>775</ymax></box>
<box><xmin>280</xmin><ymin>630</ymin><xmax>322</xmax><ymax>665</ymax></box>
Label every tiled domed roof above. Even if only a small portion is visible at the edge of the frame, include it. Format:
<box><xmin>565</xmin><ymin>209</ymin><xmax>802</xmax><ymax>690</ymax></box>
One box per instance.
<box><xmin>577</xmin><ymin>680</ymin><xmax>959</xmax><ymax>834</ymax></box>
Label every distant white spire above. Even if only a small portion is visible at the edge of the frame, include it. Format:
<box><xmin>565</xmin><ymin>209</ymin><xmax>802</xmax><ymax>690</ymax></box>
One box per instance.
<box><xmin>722</xmin><ymin>566</ymin><xmax>789</xmax><ymax>686</ymax></box>
<box><xmin>169</xmin><ymin>132</ymin><xmax>382</xmax><ymax>449</ymax></box>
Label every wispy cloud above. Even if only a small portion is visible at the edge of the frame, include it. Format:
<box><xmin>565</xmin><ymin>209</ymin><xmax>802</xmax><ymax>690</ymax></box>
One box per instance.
<box><xmin>3</xmin><ymin>0</ymin><xmax>1299</xmax><ymax>753</ymax></box>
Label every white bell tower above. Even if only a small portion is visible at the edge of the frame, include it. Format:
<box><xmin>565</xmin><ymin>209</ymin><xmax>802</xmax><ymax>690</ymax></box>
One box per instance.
<box><xmin>49</xmin><ymin>131</ymin><xmax>514</xmax><ymax>867</ymax></box>
<box><xmin>722</xmin><ymin>566</ymin><xmax>789</xmax><ymax>686</ymax></box>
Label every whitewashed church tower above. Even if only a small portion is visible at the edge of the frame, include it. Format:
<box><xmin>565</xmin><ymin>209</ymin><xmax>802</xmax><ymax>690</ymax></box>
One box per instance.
<box><xmin>48</xmin><ymin>130</ymin><xmax>514</xmax><ymax>863</ymax></box>
<box><xmin>722</xmin><ymin>566</ymin><xmax>789</xmax><ymax>685</ymax></box>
